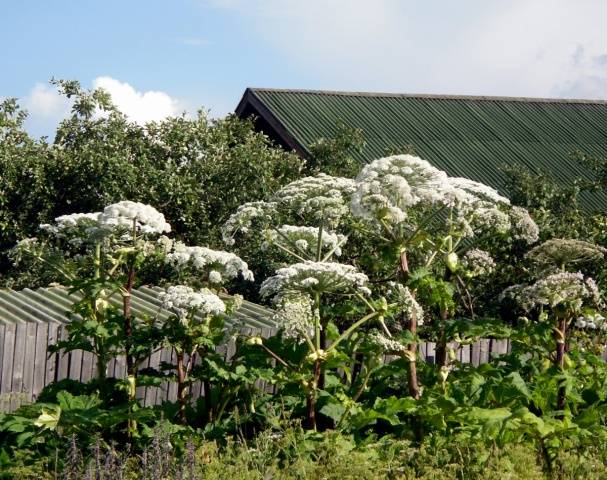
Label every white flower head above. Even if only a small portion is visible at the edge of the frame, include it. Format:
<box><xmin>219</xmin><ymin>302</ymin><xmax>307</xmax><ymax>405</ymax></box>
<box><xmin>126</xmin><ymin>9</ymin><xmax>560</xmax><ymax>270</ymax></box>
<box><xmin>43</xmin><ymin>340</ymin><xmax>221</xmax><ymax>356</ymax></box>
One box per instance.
<box><xmin>221</xmin><ymin>201</ymin><xmax>277</xmax><ymax>245</ymax></box>
<box><xmin>521</xmin><ymin>272</ymin><xmax>601</xmax><ymax>313</ymax></box>
<box><xmin>260</xmin><ymin>261</ymin><xmax>370</xmax><ymax>299</ymax></box>
<box><xmin>166</xmin><ymin>241</ymin><xmax>254</xmax><ymax>283</ymax></box>
<box><xmin>461</xmin><ymin>249</ymin><xmax>496</xmax><ymax>277</ymax></box>
<box><xmin>351</xmin><ymin>155</ymin><xmax>449</xmax><ymax>225</ymax></box>
<box><xmin>272</xmin><ymin>294</ymin><xmax>316</xmax><ymax>343</ymax></box>
<box><xmin>447</xmin><ymin>177</ymin><xmax>510</xmax><ymax>207</ymax></box>
<box><xmin>386</xmin><ymin>283</ymin><xmax>424</xmax><ymax>328</ymax></box>
<box><xmin>264</xmin><ymin>225</ymin><xmax>347</xmax><ymax>258</ymax></box>
<box><xmin>575</xmin><ymin>312</ymin><xmax>607</xmax><ymax>331</ymax></box>
<box><xmin>274</xmin><ymin>174</ymin><xmax>357</xmax><ymax>224</ymax></box>
<box><xmin>40</xmin><ymin>212</ymin><xmax>104</xmax><ymax>243</ymax></box>
<box><xmin>367</xmin><ymin>331</ymin><xmax>408</xmax><ymax>353</ymax></box>
<box><xmin>510</xmin><ymin>206</ymin><xmax>539</xmax><ymax>244</ymax></box>
<box><xmin>159</xmin><ymin>285</ymin><xmax>226</xmax><ymax>322</ymax></box>
<box><xmin>99</xmin><ymin>201</ymin><xmax>171</xmax><ymax>235</ymax></box>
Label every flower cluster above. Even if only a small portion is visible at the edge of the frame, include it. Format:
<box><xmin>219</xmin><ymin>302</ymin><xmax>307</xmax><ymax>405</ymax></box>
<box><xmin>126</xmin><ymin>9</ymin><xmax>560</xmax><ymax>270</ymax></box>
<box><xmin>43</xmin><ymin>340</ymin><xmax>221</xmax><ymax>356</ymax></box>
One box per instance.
<box><xmin>461</xmin><ymin>249</ymin><xmax>496</xmax><ymax>277</ymax></box>
<box><xmin>263</xmin><ymin>225</ymin><xmax>347</xmax><ymax>257</ymax></box>
<box><xmin>351</xmin><ymin>155</ymin><xmax>449</xmax><ymax>225</ymax></box>
<box><xmin>519</xmin><ymin>272</ymin><xmax>601</xmax><ymax>312</ymax></box>
<box><xmin>526</xmin><ymin>239</ymin><xmax>606</xmax><ymax>269</ymax></box>
<box><xmin>221</xmin><ymin>201</ymin><xmax>277</xmax><ymax>246</ymax></box>
<box><xmin>99</xmin><ymin>201</ymin><xmax>171</xmax><ymax>235</ymax></box>
<box><xmin>260</xmin><ymin>261</ymin><xmax>370</xmax><ymax>299</ymax></box>
<box><xmin>159</xmin><ymin>285</ymin><xmax>226</xmax><ymax>321</ymax></box>
<box><xmin>575</xmin><ymin>312</ymin><xmax>607</xmax><ymax>330</ymax></box>
<box><xmin>387</xmin><ymin>283</ymin><xmax>424</xmax><ymax>327</ymax></box>
<box><xmin>446</xmin><ymin>177</ymin><xmax>510</xmax><ymax>206</ymax></box>
<box><xmin>367</xmin><ymin>331</ymin><xmax>408</xmax><ymax>353</ymax></box>
<box><xmin>39</xmin><ymin>201</ymin><xmax>171</xmax><ymax>245</ymax></box>
<box><xmin>166</xmin><ymin>241</ymin><xmax>254</xmax><ymax>283</ymax></box>
<box><xmin>40</xmin><ymin>212</ymin><xmax>104</xmax><ymax>246</ymax></box>
<box><xmin>272</xmin><ymin>294</ymin><xmax>316</xmax><ymax>343</ymax></box>
<box><xmin>510</xmin><ymin>206</ymin><xmax>540</xmax><ymax>244</ymax></box>
<box><xmin>468</xmin><ymin>207</ymin><xmax>511</xmax><ymax>235</ymax></box>
<box><xmin>275</xmin><ymin>174</ymin><xmax>357</xmax><ymax>224</ymax></box>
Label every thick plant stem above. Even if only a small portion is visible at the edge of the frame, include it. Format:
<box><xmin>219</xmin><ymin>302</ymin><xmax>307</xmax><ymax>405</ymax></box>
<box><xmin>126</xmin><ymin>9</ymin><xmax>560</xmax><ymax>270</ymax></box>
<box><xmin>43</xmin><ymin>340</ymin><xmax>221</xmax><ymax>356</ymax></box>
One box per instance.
<box><xmin>306</xmin><ymin>359</ymin><xmax>322</xmax><ymax>430</ymax></box>
<box><xmin>123</xmin><ymin>263</ymin><xmax>136</xmax><ymax>379</ymax></box>
<box><xmin>555</xmin><ymin>316</ymin><xmax>567</xmax><ymax>416</ymax></box>
<box><xmin>123</xmin><ymin>248</ymin><xmax>137</xmax><ymax>435</ymax></box>
<box><xmin>435</xmin><ymin>309</ymin><xmax>449</xmax><ymax>368</ymax></box>
<box><xmin>400</xmin><ymin>249</ymin><xmax>421</xmax><ymax>400</ymax></box>
<box><xmin>176</xmin><ymin>351</ymin><xmax>188</xmax><ymax>424</ymax></box>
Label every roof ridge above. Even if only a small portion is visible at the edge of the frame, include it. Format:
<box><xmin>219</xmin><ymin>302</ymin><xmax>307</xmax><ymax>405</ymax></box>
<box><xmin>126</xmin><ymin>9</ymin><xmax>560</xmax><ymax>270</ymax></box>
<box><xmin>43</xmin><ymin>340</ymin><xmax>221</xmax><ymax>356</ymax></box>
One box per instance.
<box><xmin>247</xmin><ymin>87</ymin><xmax>607</xmax><ymax>105</ymax></box>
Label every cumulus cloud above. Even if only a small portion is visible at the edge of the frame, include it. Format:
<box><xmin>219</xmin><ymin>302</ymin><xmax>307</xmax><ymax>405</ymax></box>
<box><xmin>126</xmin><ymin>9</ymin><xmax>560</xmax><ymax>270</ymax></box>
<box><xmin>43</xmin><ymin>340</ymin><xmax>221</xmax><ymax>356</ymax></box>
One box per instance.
<box><xmin>19</xmin><ymin>77</ymin><xmax>183</xmax><ymax>137</ymax></box>
<box><xmin>92</xmin><ymin>76</ymin><xmax>182</xmax><ymax>124</ymax></box>
<box><xmin>23</xmin><ymin>83</ymin><xmax>71</xmax><ymax>119</ymax></box>
<box><xmin>205</xmin><ymin>0</ymin><xmax>607</xmax><ymax>99</ymax></box>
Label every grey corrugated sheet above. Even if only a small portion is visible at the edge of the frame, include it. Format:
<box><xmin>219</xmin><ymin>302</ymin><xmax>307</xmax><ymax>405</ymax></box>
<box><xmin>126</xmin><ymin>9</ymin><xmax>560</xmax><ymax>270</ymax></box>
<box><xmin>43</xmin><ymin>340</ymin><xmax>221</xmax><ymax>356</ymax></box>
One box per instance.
<box><xmin>0</xmin><ymin>286</ymin><xmax>276</xmax><ymax>329</ymax></box>
<box><xmin>239</xmin><ymin>88</ymin><xmax>607</xmax><ymax>211</ymax></box>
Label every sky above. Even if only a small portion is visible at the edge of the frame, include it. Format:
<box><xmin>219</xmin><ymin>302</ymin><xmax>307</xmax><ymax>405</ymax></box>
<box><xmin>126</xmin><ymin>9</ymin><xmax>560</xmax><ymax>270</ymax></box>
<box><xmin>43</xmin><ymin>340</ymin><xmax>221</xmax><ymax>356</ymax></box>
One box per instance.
<box><xmin>3</xmin><ymin>0</ymin><xmax>607</xmax><ymax>137</ymax></box>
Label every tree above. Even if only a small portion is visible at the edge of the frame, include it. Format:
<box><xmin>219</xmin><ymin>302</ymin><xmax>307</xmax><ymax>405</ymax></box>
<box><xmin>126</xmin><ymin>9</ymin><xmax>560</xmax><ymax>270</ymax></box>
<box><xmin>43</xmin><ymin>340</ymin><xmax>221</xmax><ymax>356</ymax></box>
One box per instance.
<box><xmin>0</xmin><ymin>80</ymin><xmax>304</xmax><ymax>288</ymax></box>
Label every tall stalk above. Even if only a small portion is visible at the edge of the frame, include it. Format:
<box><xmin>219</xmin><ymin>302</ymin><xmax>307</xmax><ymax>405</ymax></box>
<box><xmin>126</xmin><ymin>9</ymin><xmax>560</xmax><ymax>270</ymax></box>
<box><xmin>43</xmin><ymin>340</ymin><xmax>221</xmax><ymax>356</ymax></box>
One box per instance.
<box><xmin>555</xmin><ymin>315</ymin><xmax>568</xmax><ymax>416</ymax></box>
<box><xmin>400</xmin><ymin>249</ymin><xmax>420</xmax><ymax>400</ymax></box>
<box><xmin>123</xmin><ymin>220</ymin><xmax>138</xmax><ymax>435</ymax></box>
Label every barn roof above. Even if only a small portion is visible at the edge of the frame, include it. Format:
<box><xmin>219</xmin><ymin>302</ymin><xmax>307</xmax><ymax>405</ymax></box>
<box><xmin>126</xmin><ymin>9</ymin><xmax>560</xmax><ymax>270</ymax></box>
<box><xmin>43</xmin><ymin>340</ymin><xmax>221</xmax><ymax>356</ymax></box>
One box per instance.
<box><xmin>236</xmin><ymin>88</ymin><xmax>607</xmax><ymax>211</ymax></box>
<box><xmin>0</xmin><ymin>285</ymin><xmax>276</xmax><ymax>329</ymax></box>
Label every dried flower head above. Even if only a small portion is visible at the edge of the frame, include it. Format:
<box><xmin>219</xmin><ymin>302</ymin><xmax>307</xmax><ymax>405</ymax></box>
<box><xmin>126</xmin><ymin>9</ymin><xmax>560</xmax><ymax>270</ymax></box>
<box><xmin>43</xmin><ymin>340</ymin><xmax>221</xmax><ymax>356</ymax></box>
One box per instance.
<box><xmin>526</xmin><ymin>239</ymin><xmax>606</xmax><ymax>270</ymax></box>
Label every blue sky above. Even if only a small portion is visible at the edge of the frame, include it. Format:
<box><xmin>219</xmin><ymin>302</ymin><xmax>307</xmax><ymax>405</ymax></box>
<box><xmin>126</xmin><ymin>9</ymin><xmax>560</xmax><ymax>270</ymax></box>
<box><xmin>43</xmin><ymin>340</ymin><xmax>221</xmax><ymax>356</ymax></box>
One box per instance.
<box><xmin>3</xmin><ymin>0</ymin><xmax>607</xmax><ymax>137</ymax></box>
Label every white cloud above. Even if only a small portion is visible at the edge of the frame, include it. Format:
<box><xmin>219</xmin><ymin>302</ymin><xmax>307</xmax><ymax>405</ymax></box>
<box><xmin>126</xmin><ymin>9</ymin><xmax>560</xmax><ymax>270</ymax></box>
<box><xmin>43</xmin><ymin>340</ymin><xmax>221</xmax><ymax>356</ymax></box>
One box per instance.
<box><xmin>92</xmin><ymin>76</ymin><xmax>182</xmax><ymax>124</ymax></box>
<box><xmin>23</xmin><ymin>83</ymin><xmax>71</xmax><ymax>119</ymax></box>
<box><xmin>19</xmin><ymin>78</ymin><xmax>184</xmax><ymax>137</ymax></box>
<box><xmin>206</xmin><ymin>0</ymin><xmax>607</xmax><ymax>99</ymax></box>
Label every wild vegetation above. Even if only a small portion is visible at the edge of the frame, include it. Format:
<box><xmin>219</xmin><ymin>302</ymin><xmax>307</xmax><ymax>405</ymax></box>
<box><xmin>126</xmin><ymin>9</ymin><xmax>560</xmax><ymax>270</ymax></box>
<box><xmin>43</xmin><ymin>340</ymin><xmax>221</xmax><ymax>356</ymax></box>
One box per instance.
<box><xmin>1</xmin><ymin>83</ymin><xmax>607</xmax><ymax>478</ymax></box>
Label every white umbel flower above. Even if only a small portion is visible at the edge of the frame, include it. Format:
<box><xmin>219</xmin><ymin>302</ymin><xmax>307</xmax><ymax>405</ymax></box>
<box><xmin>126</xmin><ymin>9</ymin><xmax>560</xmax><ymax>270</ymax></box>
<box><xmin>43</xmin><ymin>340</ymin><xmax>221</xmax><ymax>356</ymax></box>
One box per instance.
<box><xmin>260</xmin><ymin>261</ymin><xmax>370</xmax><ymax>298</ymax></box>
<box><xmin>275</xmin><ymin>173</ymin><xmax>357</xmax><ymax>223</ymax></box>
<box><xmin>367</xmin><ymin>331</ymin><xmax>408</xmax><ymax>353</ymax></box>
<box><xmin>510</xmin><ymin>206</ymin><xmax>539</xmax><ymax>244</ymax></box>
<box><xmin>521</xmin><ymin>272</ymin><xmax>601</xmax><ymax>312</ymax></box>
<box><xmin>272</xmin><ymin>294</ymin><xmax>316</xmax><ymax>343</ymax></box>
<box><xmin>351</xmin><ymin>155</ymin><xmax>449</xmax><ymax>225</ymax></box>
<box><xmin>575</xmin><ymin>312</ymin><xmax>607</xmax><ymax>330</ymax></box>
<box><xmin>166</xmin><ymin>241</ymin><xmax>254</xmax><ymax>282</ymax></box>
<box><xmin>387</xmin><ymin>283</ymin><xmax>424</xmax><ymax>327</ymax></box>
<box><xmin>221</xmin><ymin>201</ymin><xmax>277</xmax><ymax>245</ymax></box>
<box><xmin>447</xmin><ymin>177</ymin><xmax>510</xmax><ymax>206</ymax></box>
<box><xmin>100</xmin><ymin>201</ymin><xmax>171</xmax><ymax>235</ymax></box>
<box><xmin>461</xmin><ymin>249</ymin><xmax>496</xmax><ymax>277</ymax></box>
<box><xmin>264</xmin><ymin>225</ymin><xmax>347</xmax><ymax>257</ymax></box>
<box><xmin>159</xmin><ymin>285</ymin><xmax>226</xmax><ymax>321</ymax></box>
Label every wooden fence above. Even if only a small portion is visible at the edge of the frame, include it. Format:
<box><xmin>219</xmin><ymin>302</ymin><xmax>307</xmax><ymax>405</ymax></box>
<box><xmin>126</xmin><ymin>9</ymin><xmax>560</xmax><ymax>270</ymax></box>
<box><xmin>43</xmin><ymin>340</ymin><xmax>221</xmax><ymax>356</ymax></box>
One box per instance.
<box><xmin>0</xmin><ymin>322</ymin><xmax>512</xmax><ymax>412</ymax></box>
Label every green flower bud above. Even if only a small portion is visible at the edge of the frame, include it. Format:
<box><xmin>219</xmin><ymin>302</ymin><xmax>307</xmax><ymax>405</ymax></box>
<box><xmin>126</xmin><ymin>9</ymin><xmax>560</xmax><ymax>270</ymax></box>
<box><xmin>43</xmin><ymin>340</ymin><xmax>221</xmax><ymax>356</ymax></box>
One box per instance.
<box><xmin>445</xmin><ymin>252</ymin><xmax>459</xmax><ymax>272</ymax></box>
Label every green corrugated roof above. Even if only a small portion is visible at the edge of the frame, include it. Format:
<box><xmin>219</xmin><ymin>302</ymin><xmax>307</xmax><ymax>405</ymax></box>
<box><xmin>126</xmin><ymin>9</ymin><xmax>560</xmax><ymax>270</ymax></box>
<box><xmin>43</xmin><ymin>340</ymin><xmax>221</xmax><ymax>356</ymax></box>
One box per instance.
<box><xmin>0</xmin><ymin>286</ymin><xmax>276</xmax><ymax>329</ymax></box>
<box><xmin>237</xmin><ymin>88</ymin><xmax>607</xmax><ymax>211</ymax></box>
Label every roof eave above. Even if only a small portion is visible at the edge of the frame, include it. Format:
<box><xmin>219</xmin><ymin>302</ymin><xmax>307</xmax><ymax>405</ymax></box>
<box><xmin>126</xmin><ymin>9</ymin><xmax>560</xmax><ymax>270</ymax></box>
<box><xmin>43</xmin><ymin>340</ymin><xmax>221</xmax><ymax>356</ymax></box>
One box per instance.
<box><xmin>236</xmin><ymin>88</ymin><xmax>310</xmax><ymax>158</ymax></box>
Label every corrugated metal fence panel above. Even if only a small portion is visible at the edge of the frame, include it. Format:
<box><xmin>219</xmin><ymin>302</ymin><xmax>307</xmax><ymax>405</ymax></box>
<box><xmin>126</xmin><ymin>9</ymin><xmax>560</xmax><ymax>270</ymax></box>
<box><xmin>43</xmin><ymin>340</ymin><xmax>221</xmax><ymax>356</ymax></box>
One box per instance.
<box><xmin>248</xmin><ymin>89</ymin><xmax>607</xmax><ymax>212</ymax></box>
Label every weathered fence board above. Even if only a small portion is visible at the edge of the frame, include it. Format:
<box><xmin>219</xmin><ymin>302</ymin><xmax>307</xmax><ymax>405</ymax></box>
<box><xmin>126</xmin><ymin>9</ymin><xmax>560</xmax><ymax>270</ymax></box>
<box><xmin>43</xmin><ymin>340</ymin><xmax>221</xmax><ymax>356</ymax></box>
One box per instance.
<box><xmin>0</xmin><ymin>322</ymin><xmax>563</xmax><ymax>412</ymax></box>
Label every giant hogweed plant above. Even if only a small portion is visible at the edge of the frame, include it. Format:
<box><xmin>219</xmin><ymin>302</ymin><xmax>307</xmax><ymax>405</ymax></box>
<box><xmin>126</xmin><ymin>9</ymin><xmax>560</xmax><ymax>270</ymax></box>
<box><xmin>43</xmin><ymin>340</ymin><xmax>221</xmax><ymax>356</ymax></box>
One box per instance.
<box><xmin>13</xmin><ymin>201</ymin><xmax>255</xmax><ymax>428</ymax></box>
<box><xmin>502</xmin><ymin>238</ymin><xmax>607</xmax><ymax>414</ymax></box>
<box><xmin>348</xmin><ymin>155</ymin><xmax>539</xmax><ymax>398</ymax></box>
<box><xmin>224</xmin><ymin>155</ymin><xmax>540</xmax><ymax>405</ymax></box>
